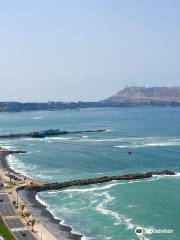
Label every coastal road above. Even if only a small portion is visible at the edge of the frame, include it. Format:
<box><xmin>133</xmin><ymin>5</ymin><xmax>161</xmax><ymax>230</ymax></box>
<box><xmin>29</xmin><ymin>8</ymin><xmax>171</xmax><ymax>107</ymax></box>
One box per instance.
<box><xmin>4</xmin><ymin>218</ymin><xmax>37</xmax><ymax>240</ymax></box>
<box><xmin>0</xmin><ymin>193</ymin><xmax>16</xmax><ymax>216</ymax></box>
<box><xmin>0</xmin><ymin>176</ymin><xmax>37</xmax><ymax>240</ymax></box>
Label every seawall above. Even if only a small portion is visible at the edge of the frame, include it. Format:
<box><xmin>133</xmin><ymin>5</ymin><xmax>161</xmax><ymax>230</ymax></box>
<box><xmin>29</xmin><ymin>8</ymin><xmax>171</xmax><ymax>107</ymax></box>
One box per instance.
<box><xmin>25</xmin><ymin>170</ymin><xmax>175</xmax><ymax>192</ymax></box>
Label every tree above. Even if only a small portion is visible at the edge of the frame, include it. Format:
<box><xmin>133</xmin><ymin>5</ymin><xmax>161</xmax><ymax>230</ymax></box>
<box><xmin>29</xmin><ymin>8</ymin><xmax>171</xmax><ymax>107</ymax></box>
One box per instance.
<box><xmin>30</xmin><ymin>218</ymin><xmax>36</xmax><ymax>232</ymax></box>
<box><xmin>20</xmin><ymin>203</ymin><xmax>25</xmax><ymax>216</ymax></box>
<box><xmin>23</xmin><ymin>210</ymin><xmax>31</xmax><ymax>221</ymax></box>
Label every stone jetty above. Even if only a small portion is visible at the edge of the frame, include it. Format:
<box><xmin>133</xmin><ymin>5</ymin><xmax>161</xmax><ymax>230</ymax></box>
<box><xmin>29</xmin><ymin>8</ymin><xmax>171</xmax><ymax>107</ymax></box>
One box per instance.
<box><xmin>0</xmin><ymin>129</ymin><xmax>106</xmax><ymax>139</ymax></box>
<box><xmin>25</xmin><ymin>170</ymin><xmax>175</xmax><ymax>192</ymax></box>
<box><xmin>0</xmin><ymin>147</ymin><xmax>27</xmax><ymax>154</ymax></box>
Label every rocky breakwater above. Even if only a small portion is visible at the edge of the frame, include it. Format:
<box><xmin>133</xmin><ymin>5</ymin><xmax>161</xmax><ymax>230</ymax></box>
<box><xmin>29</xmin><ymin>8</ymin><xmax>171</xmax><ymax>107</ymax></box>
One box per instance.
<box><xmin>0</xmin><ymin>147</ymin><xmax>27</xmax><ymax>154</ymax></box>
<box><xmin>0</xmin><ymin>129</ymin><xmax>106</xmax><ymax>139</ymax></box>
<box><xmin>26</xmin><ymin>170</ymin><xmax>175</xmax><ymax>192</ymax></box>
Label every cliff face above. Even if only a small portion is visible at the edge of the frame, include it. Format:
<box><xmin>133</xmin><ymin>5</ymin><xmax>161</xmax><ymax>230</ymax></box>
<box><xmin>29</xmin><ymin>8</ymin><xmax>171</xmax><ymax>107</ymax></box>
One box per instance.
<box><xmin>104</xmin><ymin>87</ymin><xmax>180</xmax><ymax>105</ymax></box>
<box><xmin>0</xmin><ymin>87</ymin><xmax>180</xmax><ymax>112</ymax></box>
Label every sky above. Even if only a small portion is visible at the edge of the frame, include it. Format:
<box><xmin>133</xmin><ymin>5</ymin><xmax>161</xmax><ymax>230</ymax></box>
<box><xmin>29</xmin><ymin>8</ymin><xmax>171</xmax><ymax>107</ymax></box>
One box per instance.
<box><xmin>0</xmin><ymin>0</ymin><xmax>180</xmax><ymax>102</ymax></box>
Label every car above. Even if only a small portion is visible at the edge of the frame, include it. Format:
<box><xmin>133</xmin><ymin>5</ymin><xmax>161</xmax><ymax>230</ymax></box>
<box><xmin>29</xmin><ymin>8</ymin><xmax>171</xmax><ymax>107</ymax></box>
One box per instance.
<box><xmin>0</xmin><ymin>182</ymin><xmax>4</xmax><ymax>187</ymax></box>
<box><xmin>21</xmin><ymin>231</ymin><xmax>26</xmax><ymax>236</ymax></box>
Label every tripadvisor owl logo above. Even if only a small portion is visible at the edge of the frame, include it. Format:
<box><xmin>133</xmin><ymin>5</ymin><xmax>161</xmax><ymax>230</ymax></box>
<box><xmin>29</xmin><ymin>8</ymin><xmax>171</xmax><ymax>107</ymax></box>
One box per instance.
<box><xmin>135</xmin><ymin>227</ymin><xmax>144</xmax><ymax>236</ymax></box>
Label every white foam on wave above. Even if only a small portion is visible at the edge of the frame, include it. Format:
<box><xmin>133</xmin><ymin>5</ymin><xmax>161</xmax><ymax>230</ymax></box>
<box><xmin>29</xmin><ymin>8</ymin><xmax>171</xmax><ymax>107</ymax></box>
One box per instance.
<box><xmin>36</xmin><ymin>193</ymin><xmax>89</xmax><ymax>239</ymax></box>
<box><xmin>63</xmin><ymin>182</ymin><xmax>120</xmax><ymax>193</ymax></box>
<box><xmin>77</xmin><ymin>136</ymin><xmax>180</xmax><ymax>148</ymax></box>
<box><xmin>36</xmin><ymin>194</ymin><xmax>49</xmax><ymax>207</ymax></box>
<box><xmin>6</xmin><ymin>154</ymin><xmax>37</xmax><ymax>179</ymax></box>
<box><xmin>7</xmin><ymin>155</ymin><xmax>27</xmax><ymax>176</ymax></box>
<box><xmin>79</xmin><ymin>138</ymin><xmax>125</xmax><ymax>142</ymax></box>
<box><xmin>96</xmin><ymin>192</ymin><xmax>154</xmax><ymax>240</ymax></box>
<box><xmin>153</xmin><ymin>172</ymin><xmax>180</xmax><ymax>179</ymax></box>
<box><xmin>63</xmin><ymin>177</ymin><xmax>161</xmax><ymax>194</ymax></box>
<box><xmin>114</xmin><ymin>139</ymin><xmax>180</xmax><ymax>148</ymax></box>
<box><xmin>174</xmin><ymin>172</ymin><xmax>180</xmax><ymax>177</ymax></box>
<box><xmin>0</xmin><ymin>144</ymin><xmax>14</xmax><ymax>149</ymax></box>
<box><xmin>35</xmin><ymin>174</ymin><xmax>54</xmax><ymax>180</ymax></box>
<box><xmin>145</xmin><ymin>142</ymin><xmax>180</xmax><ymax>147</ymax></box>
<box><xmin>66</xmin><ymin>135</ymin><xmax>180</xmax><ymax>149</ymax></box>
<box><xmin>24</xmin><ymin>136</ymin><xmax>73</xmax><ymax>142</ymax></box>
<box><xmin>96</xmin><ymin>192</ymin><xmax>133</xmax><ymax>228</ymax></box>
<box><xmin>35</xmin><ymin>176</ymin><xmax>170</xmax><ymax>240</ymax></box>
<box><xmin>33</xmin><ymin>116</ymin><xmax>43</xmax><ymax>120</ymax></box>
<box><xmin>82</xmin><ymin>136</ymin><xmax>88</xmax><ymax>138</ymax></box>
<box><xmin>80</xmin><ymin>237</ymin><xmax>94</xmax><ymax>240</ymax></box>
<box><xmin>7</xmin><ymin>154</ymin><xmax>23</xmax><ymax>168</ymax></box>
<box><xmin>47</xmin><ymin>190</ymin><xmax>59</xmax><ymax>195</ymax></box>
<box><xmin>46</xmin><ymin>136</ymin><xmax>73</xmax><ymax>140</ymax></box>
<box><xmin>114</xmin><ymin>145</ymin><xmax>139</xmax><ymax>148</ymax></box>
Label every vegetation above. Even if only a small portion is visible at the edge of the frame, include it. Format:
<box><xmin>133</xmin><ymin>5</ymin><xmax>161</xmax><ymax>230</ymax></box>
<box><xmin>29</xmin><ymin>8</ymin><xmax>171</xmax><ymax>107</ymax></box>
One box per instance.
<box><xmin>5</xmin><ymin>185</ymin><xmax>14</xmax><ymax>190</ymax></box>
<box><xmin>23</xmin><ymin>210</ymin><xmax>31</xmax><ymax>225</ymax></box>
<box><xmin>5</xmin><ymin>182</ymin><xmax>16</xmax><ymax>189</ymax></box>
<box><xmin>30</xmin><ymin>218</ymin><xmax>36</xmax><ymax>232</ymax></box>
<box><xmin>23</xmin><ymin>210</ymin><xmax>31</xmax><ymax>220</ymax></box>
<box><xmin>20</xmin><ymin>203</ymin><xmax>25</xmax><ymax>216</ymax></box>
<box><xmin>0</xmin><ymin>222</ymin><xmax>15</xmax><ymax>240</ymax></box>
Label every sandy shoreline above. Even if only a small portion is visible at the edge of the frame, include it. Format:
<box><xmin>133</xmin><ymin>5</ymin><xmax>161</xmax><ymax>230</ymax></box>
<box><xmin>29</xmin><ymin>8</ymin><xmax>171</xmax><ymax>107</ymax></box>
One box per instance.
<box><xmin>19</xmin><ymin>190</ymin><xmax>82</xmax><ymax>240</ymax></box>
<box><xmin>0</xmin><ymin>152</ymin><xmax>83</xmax><ymax>240</ymax></box>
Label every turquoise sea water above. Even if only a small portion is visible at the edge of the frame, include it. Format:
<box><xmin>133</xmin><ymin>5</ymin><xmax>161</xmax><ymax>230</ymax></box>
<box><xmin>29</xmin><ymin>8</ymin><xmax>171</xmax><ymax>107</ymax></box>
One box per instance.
<box><xmin>0</xmin><ymin>107</ymin><xmax>180</xmax><ymax>240</ymax></box>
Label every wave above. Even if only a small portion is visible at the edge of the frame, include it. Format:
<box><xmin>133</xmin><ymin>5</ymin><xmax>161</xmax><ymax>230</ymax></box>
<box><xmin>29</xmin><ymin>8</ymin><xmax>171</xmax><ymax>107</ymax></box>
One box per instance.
<box><xmin>36</xmin><ymin>194</ymin><xmax>49</xmax><ymax>207</ymax></box>
<box><xmin>36</xmin><ymin>187</ymin><xmax>157</xmax><ymax>240</ymax></box>
<box><xmin>78</xmin><ymin>138</ymin><xmax>125</xmax><ymax>142</ymax></box>
<box><xmin>35</xmin><ymin>173</ymin><xmax>54</xmax><ymax>180</ymax></box>
<box><xmin>46</xmin><ymin>137</ymin><xmax>73</xmax><ymax>140</ymax></box>
<box><xmin>36</xmin><ymin>194</ymin><xmax>89</xmax><ymax>240</ymax></box>
<box><xmin>15</xmin><ymin>135</ymin><xmax>180</xmax><ymax>150</ymax></box>
<box><xmin>82</xmin><ymin>136</ymin><xmax>89</xmax><ymax>138</ymax></box>
<box><xmin>63</xmin><ymin>182</ymin><xmax>121</xmax><ymax>193</ymax></box>
<box><xmin>77</xmin><ymin>136</ymin><xmax>180</xmax><ymax>148</ymax></box>
<box><xmin>24</xmin><ymin>136</ymin><xmax>73</xmax><ymax>142</ymax></box>
<box><xmin>6</xmin><ymin>155</ymin><xmax>37</xmax><ymax>179</ymax></box>
<box><xmin>0</xmin><ymin>144</ymin><xmax>14</xmax><ymax>149</ymax></box>
<box><xmin>63</xmin><ymin>177</ymin><xmax>162</xmax><ymax>194</ymax></box>
<box><xmin>174</xmin><ymin>172</ymin><xmax>180</xmax><ymax>177</ymax></box>
<box><xmin>96</xmin><ymin>192</ymin><xmax>154</xmax><ymax>240</ymax></box>
<box><xmin>33</xmin><ymin>116</ymin><xmax>43</xmax><ymax>120</ymax></box>
<box><xmin>96</xmin><ymin>192</ymin><xmax>134</xmax><ymax>229</ymax></box>
<box><xmin>153</xmin><ymin>172</ymin><xmax>180</xmax><ymax>179</ymax></box>
<box><xmin>114</xmin><ymin>138</ymin><xmax>180</xmax><ymax>148</ymax></box>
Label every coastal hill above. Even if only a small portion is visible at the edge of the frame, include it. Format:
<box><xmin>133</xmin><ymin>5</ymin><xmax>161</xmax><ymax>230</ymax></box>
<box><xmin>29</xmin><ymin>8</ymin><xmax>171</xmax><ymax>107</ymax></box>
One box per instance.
<box><xmin>103</xmin><ymin>87</ymin><xmax>180</xmax><ymax>105</ymax></box>
<box><xmin>0</xmin><ymin>87</ymin><xmax>180</xmax><ymax>112</ymax></box>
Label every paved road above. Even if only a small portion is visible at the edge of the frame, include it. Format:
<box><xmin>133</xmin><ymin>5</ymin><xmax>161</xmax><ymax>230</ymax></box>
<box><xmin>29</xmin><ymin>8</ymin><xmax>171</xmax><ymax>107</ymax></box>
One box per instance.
<box><xmin>0</xmin><ymin>177</ymin><xmax>38</xmax><ymax>240</ymax></box>
<box><xmin>4</xmin><ymin>218</ymin><xmax>37</xmax><ymax>240</ymax></box>
<box><xmin>0</xmin><ymin>193</ymin><xmax>16</xmax><ymax>216</ymax></box>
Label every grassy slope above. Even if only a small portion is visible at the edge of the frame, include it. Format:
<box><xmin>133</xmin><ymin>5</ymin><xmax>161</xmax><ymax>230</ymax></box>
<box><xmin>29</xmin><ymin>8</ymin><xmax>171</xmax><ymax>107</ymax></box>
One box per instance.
<box><xmin>0</xmin><ymin>223</ymin><xmax>15</xmax><ymax>240</ymax></box>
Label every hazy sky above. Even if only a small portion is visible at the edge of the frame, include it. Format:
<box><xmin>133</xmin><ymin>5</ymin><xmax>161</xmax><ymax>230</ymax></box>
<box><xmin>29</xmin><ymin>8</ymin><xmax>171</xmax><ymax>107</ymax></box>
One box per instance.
<box><xmin>0</xmin><ymin>0</ymin><xmax>180</xmax><ymax>102</ymax></box>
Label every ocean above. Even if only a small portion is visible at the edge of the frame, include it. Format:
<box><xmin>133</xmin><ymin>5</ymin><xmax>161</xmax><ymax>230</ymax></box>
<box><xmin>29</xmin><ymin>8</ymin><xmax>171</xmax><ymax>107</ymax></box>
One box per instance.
<box><xmin>0</xmin><ymin>107</ymin><xmax>180</xmax><ymax>240</ymax></box>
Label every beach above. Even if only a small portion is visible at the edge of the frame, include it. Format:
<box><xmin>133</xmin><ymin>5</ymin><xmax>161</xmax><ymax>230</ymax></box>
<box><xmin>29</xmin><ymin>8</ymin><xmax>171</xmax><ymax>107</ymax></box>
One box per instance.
<box><xmin>0</xmin><ymin>151</ymin><xmax>82</xmax><ymax>240</ymax></box>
